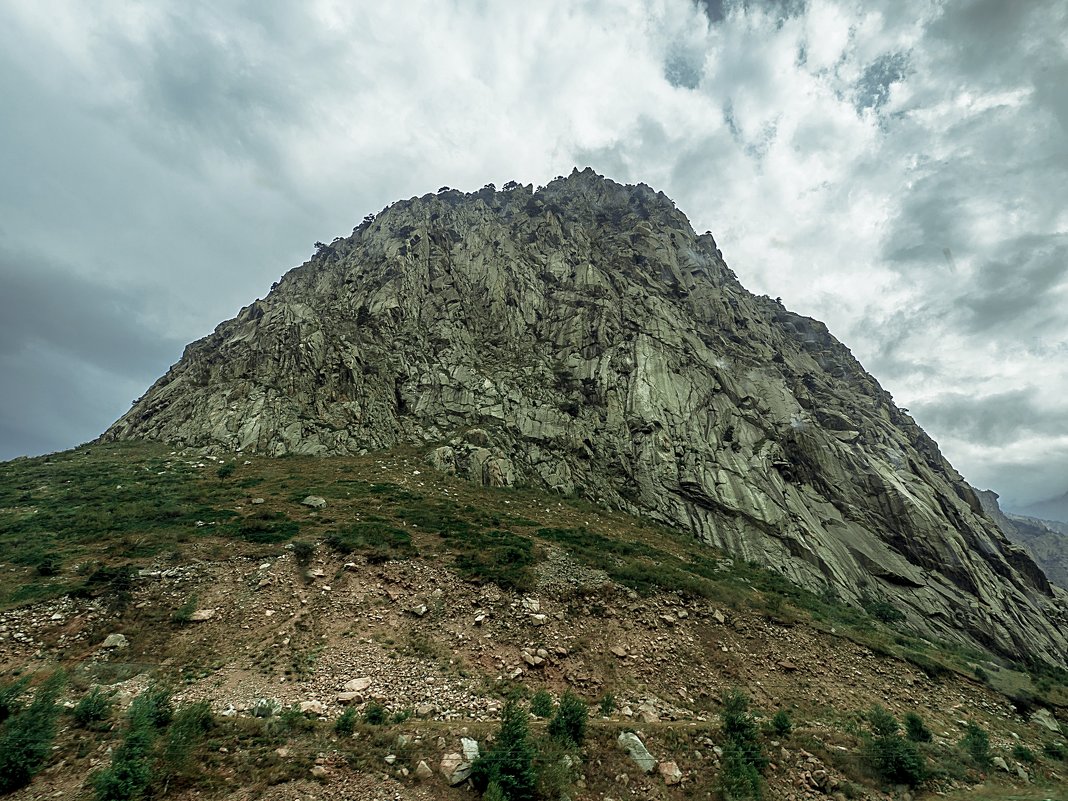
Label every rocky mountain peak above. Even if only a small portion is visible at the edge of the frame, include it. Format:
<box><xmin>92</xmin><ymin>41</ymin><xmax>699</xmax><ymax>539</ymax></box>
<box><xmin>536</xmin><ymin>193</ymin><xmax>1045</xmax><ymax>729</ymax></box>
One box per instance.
<box><xmin>104</xmin><ymin>169</ymin><xmax>1068</xmax><ymax>665</ymax></box>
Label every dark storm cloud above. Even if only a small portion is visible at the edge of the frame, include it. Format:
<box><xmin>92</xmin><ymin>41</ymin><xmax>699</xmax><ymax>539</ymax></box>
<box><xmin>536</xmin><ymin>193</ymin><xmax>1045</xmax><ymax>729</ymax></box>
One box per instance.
<box><xmin>0</xmin><ymin>0</ymin><xmax>1064</xmax><ymax>509</ymax></box>
<box><xmin>910</xmin><ymin>389</ymin><xmax>1062</xmax><ymax>448</ymax></box>
<box><xmin>0</xmin><ymin>247</ymin><xmax>185</xmax><ymax>378</ymax></box>
<box><xmin>695</xmin><ymin>0</ymin><xmax>806</xmax><ymax>24</ymax></box>
<box><xmin>95</xmin><ymin>4</ymin><xmax>320</xmax><ymax>175</ymax></box>
<box><xmin>926</xmin><ymin>0</ymin><xmax>1048</xmax><ymax>86</ymax></box>
<box><xmin>0</xmin><ymin>247</ymin><xmax>186</xmax><ymax>461</ymax></box>
<box><xmin>956</xmin><ymin>238</ymin><xmax>1068</xmax><ymax>334</ymax></box>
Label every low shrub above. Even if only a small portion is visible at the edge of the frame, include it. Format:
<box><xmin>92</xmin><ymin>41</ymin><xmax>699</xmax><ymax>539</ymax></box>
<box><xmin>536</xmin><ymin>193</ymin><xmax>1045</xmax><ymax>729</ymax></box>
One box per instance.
<box><xmin>720</xmin><ymin>740</ymin><xmax>763</xmax><ymax>800</ymax></box>
<box><xmin>291</xmin><ymin>540</ymin><xmax>315</xmax><ymax>566</ymax></box>
<box><xmin>1043</xmin><ymin>741</ymin><xmax>1066</xmax><ymax>760</ymax></box>
<box><xmin>861</xmin><ymin>594</ymin><xmax>905</xmax><ymax>624</ymax></box>
<box><xmin>35</xmin><ymin>555</ymin><xmax>61</xmax><ymax>576</ymax></box>
<box><xmin>334</xmin><ymin>706</ymin><xmax>358</xmax><ymax>736</ymax></box>
<box><xmin>326</xmin><ymin>523</ymin><xmax>413</xmax><ymax>563</ymax></box>
<box><xmin>132</xmin><ymin>685</ymin><xmax>173</xmax><ymax>729</ymax></box>
<box><xmin>93</xmin><ymin>698</ymin><xmax>156</xmax><ymax>801</ymax></box>
<box><xmin>721</xmin><ymin>689</ymin><xmax>767</xmax><ymax>770</ymax></box>
<box><xmin>717</xmin><ymin>689</ymin><xmax>767</xmax><ymax>799</ymax></box>
<box><xmin>171</xmin><ymin>596</ymin><xmax>197</xmax><ymax>624</ymax></box>
<box><xmin>599</xmin><ymin>693</ymin><xmax>616</xmax><ymax>717</ymax></box>
<box><xmin>529</xmin><ymin>689</ymin><xmax>554</xmax><ymax>718</ymax></box>
<box><xmin>771</xmin><ymin>710</ymin><xmax>792</xmax><ymax>737</ymax></box>
<box><xmin>363</xmin><ymin>702</ymin><xmax>388</xmax><ymax>725</ymax></box>
<box><xmin>1011</xmin><ymin>744</ymin><xmax>1035</xmax><ymax>763</ymax></box>
<box><xmin>548</xmin><ymin>691</ymin><xmax>588</xmax><ymax>747</ymax></box>
<box><xmin>864</xmin><ymin>707</ymin><xmax>925</xmax><ymax>787</ymax></box>
<box><xmin>161</xmin><ymin>701</ymin><xmax>213</xmax><ymax>784</ymax></box>
<box><xmin>903</xmin><ymin>712</ymin><xmax>932</xmax><ymax>743</ymax></box>
<box><xmin>0</xmin><ymin>671</ymin><xmax>64</xmax><ymax>793</ymax></box>
<box><xmin>959</xmin><ymin>721</ymin><xmax>990</xmax><ymax>766</ymax></box>
<box><xmin>0</xmin><ymin>675</ymin><xmax>30</xmax><ymax>723</ymax></box>
<box><xmin>73</xmin><ymin>688</ymin><xmax>113</xmax><ymax>729</ymax></box>
<box><xmin>471</xmin><ymin>701</ymin><xmax>537</xmax><ymax>801</ymax></box>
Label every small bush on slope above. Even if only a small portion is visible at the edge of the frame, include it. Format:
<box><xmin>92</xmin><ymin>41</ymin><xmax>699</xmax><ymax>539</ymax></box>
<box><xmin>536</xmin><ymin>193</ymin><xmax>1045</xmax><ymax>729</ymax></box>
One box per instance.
<box><xmin>0</xmin><ymin>671</ymin><xmax>64</xmax><ymax>793</ymax></box>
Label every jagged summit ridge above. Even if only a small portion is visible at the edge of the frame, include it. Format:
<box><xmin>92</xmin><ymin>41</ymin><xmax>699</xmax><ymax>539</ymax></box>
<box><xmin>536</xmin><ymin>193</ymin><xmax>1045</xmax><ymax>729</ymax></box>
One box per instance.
<box><xmin>105</xmin><ymin>168</ymin><xmax>1068</xmax><ymax>664</ymax></box>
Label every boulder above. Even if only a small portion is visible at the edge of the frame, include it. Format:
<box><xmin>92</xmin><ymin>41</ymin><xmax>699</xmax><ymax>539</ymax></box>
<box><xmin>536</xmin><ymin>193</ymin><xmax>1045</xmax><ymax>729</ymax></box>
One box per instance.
<box><xmin>658</xmin><ymin>761</ymin><xmax>683</xmax><ymax>785</ymax></box>
<box><xmin>414</xmin><ymin>760</ymin><xmax>434</xmax><ymax>780</ymax></box>
<box><xmin>101</xmin><ymin>633</ymin><xmax>128</xmax><ymax>649</ymax></box>
<box><xmin>439</xmin><ymin>753</ymin><xmax>472</xmax><ymax>785</ymax></box>
<box><xmin>618</xmin><ymin>732</ymin><xmax>657</xmax><ymax>773</ymax></box>
<box><xmin>461</xmin><ymin>737</ymin><xmax>480</xmax><ymax>762</ymax></box>
<box><xmin>301</xmin><ymin>495</ymin><xmax>326</xmax><ymax>509</ymax></box>
<box><xmin>1031</xmin><ymin>708</ymin><xmax>1061</xmax><ymax>733</ymax></box>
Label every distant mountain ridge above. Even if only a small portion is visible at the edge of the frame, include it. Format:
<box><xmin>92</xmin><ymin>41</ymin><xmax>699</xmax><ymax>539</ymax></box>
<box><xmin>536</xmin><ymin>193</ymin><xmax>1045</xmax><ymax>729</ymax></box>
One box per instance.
<box><xmin>979</xmin><ymin>489</ymin><xmax>1068</xmax><ymax>591</ymax></box>
<box><xmin>103</xmin><ymin>168</ymin><xmax>1068</xmax><ymax>665</ymax></box>
<box><xmin>1015</xmin><ymin>490</ymin><xmax>1068</xmax><ymax>526</ymax></box>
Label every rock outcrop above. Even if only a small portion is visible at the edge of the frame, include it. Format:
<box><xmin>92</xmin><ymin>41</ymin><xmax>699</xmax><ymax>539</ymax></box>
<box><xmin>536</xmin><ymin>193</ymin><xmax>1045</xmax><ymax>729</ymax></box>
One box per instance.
<box><xmin>103</xmin><ymin>168</ymin><xmax>1068</xmax><ymax>664</ymax></box>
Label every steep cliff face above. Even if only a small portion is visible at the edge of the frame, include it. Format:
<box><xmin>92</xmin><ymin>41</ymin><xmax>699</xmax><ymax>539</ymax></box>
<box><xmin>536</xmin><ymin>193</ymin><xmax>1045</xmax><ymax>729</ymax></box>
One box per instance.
<box><xmin>104</xmin><ymin>168</ymin><xmax>1068</xmax><ymax>664</ymax></box>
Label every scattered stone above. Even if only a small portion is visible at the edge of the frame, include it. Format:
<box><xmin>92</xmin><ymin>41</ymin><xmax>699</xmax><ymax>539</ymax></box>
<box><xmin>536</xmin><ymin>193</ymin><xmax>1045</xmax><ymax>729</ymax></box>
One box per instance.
<box><xmin>300</xmin><ymin>700</ymin><xmax>324</xmax><ymax>715</ymax></box>
<box><xmin>344</xmin><ymin>677</ymin><xmax>372</xmax><ymax>693</ymax></box>
<box><xmin>712</xmin><ymin>609</ymin><xmax>726</xmax><ymax>624</ymax></box>
<box><xmin>101</xmin><ymin>633</ymin><xmax>128</xmax><ymax>649</ymax></box>
<box><xmin>310</xmin><ymin>765</ymin><xmax>328</xmax><ymax>779</ymax></box>
<box><xmin>414</xmin><ymin>760</ymin><xmax>434</xmax><ymax>780</ymax></box>
<box><xmin>189</xmin><ymin>609</ymin><xmax>216</xmax><ymax>622</ymax></box>
<box><xmin>251</xmin><ymin>498</ymin><xmax>265</xmax><ymax>504</ymax></box>
<box><xmin>301</xmin><ymin>495</ymin><xmax>327</xmax><ymax>509</ymax></box>
<box><xmin>658</xmin><ymin>761</ymin><xmax>682</xmax><ymax>785</ymax></box>
<box><xmin>610</xmin><ymin>645</ymin><xmax>628</xmax><ymax>658</ymax></box>
<box><xmin>992</xmin><ymin>756</ymin><xmax>1010</xmax><ymax>773</ymax></box>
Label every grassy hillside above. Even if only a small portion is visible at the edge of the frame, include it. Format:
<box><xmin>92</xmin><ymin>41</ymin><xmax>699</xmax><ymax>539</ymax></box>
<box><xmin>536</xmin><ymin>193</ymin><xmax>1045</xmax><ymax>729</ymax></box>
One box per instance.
<box><xmin>0</xmin><ymin>443</ymin><xmax>1065</xmax><ymax>800</ymax></box>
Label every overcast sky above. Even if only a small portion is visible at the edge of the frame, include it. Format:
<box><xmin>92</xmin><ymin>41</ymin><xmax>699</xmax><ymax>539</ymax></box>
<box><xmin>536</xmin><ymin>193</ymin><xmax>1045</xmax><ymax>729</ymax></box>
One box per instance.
<box><xmin>1</xmin><ymin>0</ymin><xmax>1065</xmax><ymax>509</ymax></box>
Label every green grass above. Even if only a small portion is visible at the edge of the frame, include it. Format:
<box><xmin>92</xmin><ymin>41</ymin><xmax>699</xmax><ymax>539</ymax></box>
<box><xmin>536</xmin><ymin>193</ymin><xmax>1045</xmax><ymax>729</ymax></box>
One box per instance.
<box><xmin>325</xmin><ymin>522</ymin><xmax>414</xmax><ymax>562</ymax></box>
<box><xmin>1</xmin><ymin>440</ymin><xmax>1064</xmax><ymax>713</ymax></box>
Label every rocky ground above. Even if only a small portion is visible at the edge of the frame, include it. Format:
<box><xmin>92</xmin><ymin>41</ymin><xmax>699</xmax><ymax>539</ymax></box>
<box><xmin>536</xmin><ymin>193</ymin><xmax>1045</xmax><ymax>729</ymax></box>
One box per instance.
<box><xmin>2</xmin><ymin>537</ymin><xmax>1064</xmax><ymax>801</ymax></box>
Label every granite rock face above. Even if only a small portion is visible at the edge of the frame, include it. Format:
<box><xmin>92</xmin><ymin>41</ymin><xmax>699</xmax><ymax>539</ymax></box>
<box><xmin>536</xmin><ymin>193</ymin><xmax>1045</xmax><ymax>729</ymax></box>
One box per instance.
<box><xmin>104</xmin><ymin>169</ymin><xmax>1068</xmax><ymax>664</ymax></box>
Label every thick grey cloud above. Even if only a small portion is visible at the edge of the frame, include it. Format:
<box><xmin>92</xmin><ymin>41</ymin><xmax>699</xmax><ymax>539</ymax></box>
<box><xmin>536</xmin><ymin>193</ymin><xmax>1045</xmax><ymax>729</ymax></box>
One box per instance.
<box><xmin>910</xmin><ymin>389</ymin><xmax>1063</xmax><ymax>448</ymax></box>
<box><xmin>0</xmin><ymin>249</ymin><xmax>184</xmax><ymax>376</ymax></box>
<box><xmin>0</xmin><ymin>0</ymin><xmax>1065</xmax><ymax>509</ymax></box>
